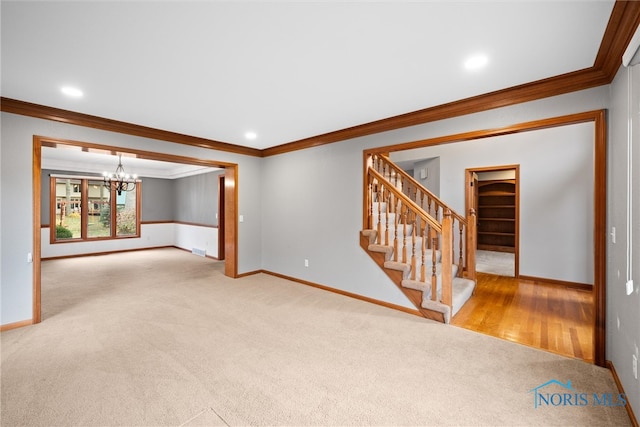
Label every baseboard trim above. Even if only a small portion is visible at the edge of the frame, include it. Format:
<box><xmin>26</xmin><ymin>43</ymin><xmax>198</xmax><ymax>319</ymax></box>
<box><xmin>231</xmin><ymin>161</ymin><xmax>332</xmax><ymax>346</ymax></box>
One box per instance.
<box><xmin>0</xmin><ymin>319</ymin><xmax>33</xmax><ymax>332</ymax></box>
<box><xmin>261</xmin><ymin>270</ymin><xmax>423</xmax><ymax>318</ymax></box>
<box><xmin>236</xmin><ymin>270</ymin><xmax>261</xmax><ymax>278</ymax></box>
<box><xmin>518</xmin><ymin>275</ymin><xmax>592</xmax><ymax>291</ymax></box>
<box><xmin>607</xmin><ymin>360</ymin><xmax>638</xmax><ymax>427</ymax></box>
<box><xmin>41</xmin><ymin>245</ymin><xmax>174</xmax><ymax>261</ymax></box>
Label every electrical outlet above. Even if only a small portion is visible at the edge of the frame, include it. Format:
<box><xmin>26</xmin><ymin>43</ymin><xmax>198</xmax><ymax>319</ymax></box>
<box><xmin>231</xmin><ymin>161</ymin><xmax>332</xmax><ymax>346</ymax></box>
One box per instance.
<box><xmin>633</xmin><ymin>354</ymin><xmax>637</xmax><ymax>380</ymax></box>
<box><xmin>626</xmin><ymin>279</ymin><xmax>634</xmax><ymax>296</ymax></box>
<box><xmin>304</xmin><ymin>259</ymin><xmax>309</xmax><ymax>267</ymax></box>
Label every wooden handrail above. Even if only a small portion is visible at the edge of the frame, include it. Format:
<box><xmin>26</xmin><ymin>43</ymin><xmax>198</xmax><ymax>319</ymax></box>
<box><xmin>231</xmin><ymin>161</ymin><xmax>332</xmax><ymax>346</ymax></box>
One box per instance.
<box><xmin>368</xmin><ymin>168</ymin><xmax>442</xmax><ymax>233</ymax></box>
<box><xmin>372</xmin><ymin>153</ymin><xmax>467</xmax><ymax>225</ymax></box>
<box><xmin>364</xmin><ymin>153</ymin><xmax>479</xmax><ymax>321</ymax></box>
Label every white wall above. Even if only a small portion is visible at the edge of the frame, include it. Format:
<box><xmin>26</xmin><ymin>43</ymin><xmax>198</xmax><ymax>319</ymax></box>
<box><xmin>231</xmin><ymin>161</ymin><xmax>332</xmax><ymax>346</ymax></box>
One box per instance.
<box><xmin>261</xmin><ymin>86</ymin><xmax>609</xmax><ymax>308</ymax></box>
<box><xmin>607</xmin><ymin>64</ymin><xmax>640</xmax><ymax>414</ymax></box>
<box><xmin>40</xmin><ymin>223</ymin><xmax>218</xmax><ymax>259</ymax></box>
<box><xmin>391</xmin><ymin>123</ymin><xmax>595</xmax><ymax>285</ymax></box>
<box><xmin>412</xmin><ymin>157</ymin><xmax>440</xmax><ymax>196</ymax></box>
<box><xmin>41</xmin><ymin>223</ymin><xmax>175</xmax><ymax>258</ymax></box>
<box><xmin>0</xmin><ymin>113</ymin><xmax>262</xmax><ymax>325</ymax></box>
<box><xmin>173</xmin><ymin>223</ymin><xmax>218</xmax><ymax>258</ymax></box>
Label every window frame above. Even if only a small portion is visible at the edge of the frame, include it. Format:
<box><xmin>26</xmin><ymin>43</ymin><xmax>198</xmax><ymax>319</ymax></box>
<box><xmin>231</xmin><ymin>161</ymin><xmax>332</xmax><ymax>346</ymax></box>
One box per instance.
<box><xmin>50</xmin><ymin>175</ymin><xmax>141</xmax><ymax>243</ymax></box>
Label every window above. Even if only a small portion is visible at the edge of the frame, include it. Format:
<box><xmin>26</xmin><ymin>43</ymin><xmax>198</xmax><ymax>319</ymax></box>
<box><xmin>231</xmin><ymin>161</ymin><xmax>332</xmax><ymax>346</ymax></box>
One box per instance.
<box><xmin>51</xmin><ymin>177</ymin><xmax>140</xmax><ymax>242</ymax></box>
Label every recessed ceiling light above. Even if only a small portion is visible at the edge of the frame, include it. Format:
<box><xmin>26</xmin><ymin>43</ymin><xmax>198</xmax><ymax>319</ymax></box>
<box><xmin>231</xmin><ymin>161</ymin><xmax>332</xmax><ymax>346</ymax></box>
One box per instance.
<box><xmin>464</xmin><ymin>54</ymin><xmax>488</xmax><ymax>70</ymax></box>
<box><xmin>245</xmin><ymin>131</ymin><xmax>257</xmax><ymax>140</ymax></box>
<box><xmin>61</xmin><ymin>86</ymin><xmax>83</xmax><ymax>97</ymax></box>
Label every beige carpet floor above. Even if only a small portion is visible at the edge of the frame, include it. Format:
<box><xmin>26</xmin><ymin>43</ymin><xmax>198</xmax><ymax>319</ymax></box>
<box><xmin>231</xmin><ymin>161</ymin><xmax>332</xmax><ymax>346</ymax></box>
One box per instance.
<box><xmin>0</xmin><ymin>248</ymin><xmax>631</xmax><ymax>426</ymax></box>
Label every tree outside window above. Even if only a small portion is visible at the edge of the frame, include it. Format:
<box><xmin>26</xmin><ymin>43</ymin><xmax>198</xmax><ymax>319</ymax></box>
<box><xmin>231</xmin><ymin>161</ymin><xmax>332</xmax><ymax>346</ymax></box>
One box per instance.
<box><xmin>51</xmin><ymin>177</ymin><xmax>140</xmax><ymax>242</ymax></box>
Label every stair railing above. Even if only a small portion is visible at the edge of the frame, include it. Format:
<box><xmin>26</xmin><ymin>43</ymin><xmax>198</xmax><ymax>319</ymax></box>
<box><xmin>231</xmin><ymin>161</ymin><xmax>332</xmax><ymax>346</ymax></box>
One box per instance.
<box><xmin>367</xmin><ymin>167</ymin><xmax>453</xmax><ymax>309</ymax></box>
<box><xmin>369</xmin><ymin>153</ymin><xmax>476</xmax><ymax>281</ymax></box>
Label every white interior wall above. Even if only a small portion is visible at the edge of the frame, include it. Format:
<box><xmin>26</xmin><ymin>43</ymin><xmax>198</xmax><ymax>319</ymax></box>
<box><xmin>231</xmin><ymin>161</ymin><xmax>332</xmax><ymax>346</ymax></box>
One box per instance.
<box><xmin>173</xmin><ymin>223</ymin><xmax>218</xmax><ymax>258</ymax></box>
<box><xmin>40</xmin><ymin>223</ymin><xmax>218</xmax><ymax>259</ymax></box>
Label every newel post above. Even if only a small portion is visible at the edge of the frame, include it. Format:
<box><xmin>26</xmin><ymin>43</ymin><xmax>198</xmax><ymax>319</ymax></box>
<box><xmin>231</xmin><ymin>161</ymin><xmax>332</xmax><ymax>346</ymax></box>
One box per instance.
<box><xmin>466</xmin><ymin>208</ymin><xmax>477</xmax><ymax>283</ymax></box>
<box><xmin>441</xmin><ymin>209</ymin><xmax>453</xmax><ymax>310</ymax></box>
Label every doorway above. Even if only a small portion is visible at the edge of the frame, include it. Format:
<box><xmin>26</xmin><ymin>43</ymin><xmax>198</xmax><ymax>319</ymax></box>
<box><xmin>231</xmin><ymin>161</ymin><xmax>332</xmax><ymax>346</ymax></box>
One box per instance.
<box><xmin>32</xmin><ymin>136</ymin><xmax>239</xmax><ymax>324</ymax></box>
<box><xmin>466</xmin><ymin>165</ymin><xmax>519</xmax><ymax>277</ymax></box>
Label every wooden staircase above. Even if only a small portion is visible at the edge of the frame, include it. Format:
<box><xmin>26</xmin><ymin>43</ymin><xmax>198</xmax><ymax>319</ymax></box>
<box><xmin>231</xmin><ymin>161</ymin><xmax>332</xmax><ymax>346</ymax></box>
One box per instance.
<box><xmin>361</xmin><ymin>153</ymin><xmax>477</xmax><ymax>323</ymax></box>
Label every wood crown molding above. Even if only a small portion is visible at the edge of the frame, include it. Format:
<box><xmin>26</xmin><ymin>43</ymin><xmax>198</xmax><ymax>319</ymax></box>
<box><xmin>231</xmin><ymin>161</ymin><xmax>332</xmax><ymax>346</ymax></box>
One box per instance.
<box><xmin>1</xmin><ymin>97</ymin><xmax>263</xmax><ymax>158</ymax></box>
<box><xmin>263</xmin><ymin>1</ymin><xmax>639</xmax><ymax>156</ymax></box>
<box><xmin>1</xmin><ymin>2</ymin><xmax>638</xmax><ymax>158</ymax></box>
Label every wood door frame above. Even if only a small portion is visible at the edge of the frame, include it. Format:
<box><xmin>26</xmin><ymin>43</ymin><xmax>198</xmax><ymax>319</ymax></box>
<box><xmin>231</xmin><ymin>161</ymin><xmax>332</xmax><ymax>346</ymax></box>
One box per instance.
<box><xmin>365</xmin><ymin>110</ymin><xmax>607</xmax><ymax>367</ymax></box>
<box><xmin>217</xmin><ymin>174</ymin><xmax>225</xmax><ymax>260</ymax></box>
<box><xmin>32</xmin><ymin>135</ymin><xmax>239</xmax><ymax>323</ymax></box>
<box><xmin>465</xmin><ymin>165</ymin><xmax>520</xmax><ymax>278</ymax></box>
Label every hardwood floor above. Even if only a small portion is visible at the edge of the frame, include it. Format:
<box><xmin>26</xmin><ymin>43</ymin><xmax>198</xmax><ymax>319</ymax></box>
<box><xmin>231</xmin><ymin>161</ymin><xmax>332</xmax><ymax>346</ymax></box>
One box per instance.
<box><xmin>452</xmin><ymin>273</ymin><xmax>594</xmax><ymax>363</ymax></box>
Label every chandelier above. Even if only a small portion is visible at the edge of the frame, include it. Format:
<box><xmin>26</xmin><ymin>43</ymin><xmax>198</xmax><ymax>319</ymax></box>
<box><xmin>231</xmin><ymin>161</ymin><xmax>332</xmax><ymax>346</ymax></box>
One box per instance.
<box><xmin>103</xmin><ymin>155</ymin><xmax>137</xmax><ymax>195</ymax></box>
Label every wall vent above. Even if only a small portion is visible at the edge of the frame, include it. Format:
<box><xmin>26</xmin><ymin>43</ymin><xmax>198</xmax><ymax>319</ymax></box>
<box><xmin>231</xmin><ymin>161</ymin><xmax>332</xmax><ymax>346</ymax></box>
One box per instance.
<box><xmin>192</xmin><ymin>248</ymin><xmax>206</xmax><ymax>257</ymax></box>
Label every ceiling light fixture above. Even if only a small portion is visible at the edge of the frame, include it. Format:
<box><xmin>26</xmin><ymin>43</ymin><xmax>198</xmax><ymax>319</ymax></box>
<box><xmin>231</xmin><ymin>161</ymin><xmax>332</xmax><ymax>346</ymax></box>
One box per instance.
<box><xmin>103</xmin><ymin>155</ymin><xmax>138</xmax><ymax>196</ymax></box>
<box><xmin>61</xmin><ymin>86</ymin><xmax>83</xmax><ymax>97</ymax></box>
<box><xmin>245</xmin><ymin>131</ymin><xmax>257</xmax><ymax>140</ymax></box>
<box><xmin>464</xmin><ymin>54</ymin><xmax>488</xmax><ymax>70</ymax></box>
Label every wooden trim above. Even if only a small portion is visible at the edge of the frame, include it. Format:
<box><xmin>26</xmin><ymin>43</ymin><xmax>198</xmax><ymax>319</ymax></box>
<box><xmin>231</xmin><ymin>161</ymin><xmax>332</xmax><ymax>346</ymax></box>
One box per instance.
<box><xmin>593</xmin><ymin>109</ymin><xmax>607</xmax><ymax>367</ymax></box>
<box><xmin>49</xmin><ymin>176</ymin><xmax>56</xmax><ymax>244</ymax></box>
<box><xmin>261</xmin><ymin>270</ymin><xmax>424</xmax><ymax>318</ymax></box>
<box><xmin>236</xmin><ymin>270</ymin><xmax>262</xmax><ymax>278</ymax></box>
<box><xmin>172</xmin><ymin>220</ymin><xmax>218</xmax><ymax>229</ymax></box>
<box><xmin>264</xmin><ymin>1</ymin><xmax>640</xmax><ymax>157</ymax></box>
<box><xmin>33</xmin><ymin>138</ymin><xmax>42</xmax><ymax>324</ymax></box>
<box><xmin>264</xmin><ymin>68</ymin><xmax>607</xmax><ymax>157</ymax></box>
<box><xmin>465</xmin><ymin>164</ymin><xmax>520</xmax><ymax>277</ymax></box>
<box><xmin>138</xmin><ymin>220</ymin><xmax>219</xmax><ymax>228</ymax></box>
<box><xmin>365</xmin><ymin>110</ymin><xmax>607</xmax><ymax>155</ymax></box>
<box><xmin>4</xmin><ymin>3</ymin><xmax>639</xmax><ymax>160</ymax></box>
<box><xmin>135</xmin><ymin>182</ymin><xmax>142</xmax><ymax>237</ymax></box>
<box><xmin>48</xmin><ymin>175</ymin><xmax>142</xmax><ymax>242</ymax></box>
<box><xmin>518</xmin><ymin>276</ymin><xmax>593</xmax><ymax>292</ymax></box>
<box><xmin>514</xmin><ymin>167</ymin><xmax>520</xmax><ymax>278</ymax></box>
<box><xmin>34</xmin><ymin>135</ymin><xmax>238</xmax><ymax>169</ymax></box>
<box><xmin>1</xmin><ymin>98</ymin><xmax>262</xmax><ymax>158</ymax></box>
<box><xmin>224</xmin><ymin>166</ymin><xmax>238</xmax><ymax>278</ymax></box>
<box><xmin>81</xmin><ymin>179</ymin><xmax>89</xmax><ymax>238</ymax></box>
<box><xmin>595</xmin><ymin>1</ymin><xmax>640</xmax><ymax>80</ymax></box>
<box><xmin>218</xmin><ymin>174</ymin><xmax>226</xmax><ymax>261</ymax></box>
<box><xmin>607</xmin><ymin>360</ymin><xmax>639</xmax><ymax>427</ymax></box>
<box><xmin>0</xmin><ymin>319</ymin><xmax>34</xmax><ymax>332</ymax></box>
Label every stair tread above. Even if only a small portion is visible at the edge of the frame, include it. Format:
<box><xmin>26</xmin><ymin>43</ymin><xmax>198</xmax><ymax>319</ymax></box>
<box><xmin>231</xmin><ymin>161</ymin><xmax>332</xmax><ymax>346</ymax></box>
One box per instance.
<box><xmin>401</xmin><ymin>264</ymin><xmax>459</xmax><ymax>289</ymax></box>
<box><xmin>383</xmin><ymin>261</ymin><xmax>411</xmax><ymax>273</ymax></box>
<box><xmin>368</xmin><ymin>244</ymin><xmax>393</xmax><ymax>254</ymax></box>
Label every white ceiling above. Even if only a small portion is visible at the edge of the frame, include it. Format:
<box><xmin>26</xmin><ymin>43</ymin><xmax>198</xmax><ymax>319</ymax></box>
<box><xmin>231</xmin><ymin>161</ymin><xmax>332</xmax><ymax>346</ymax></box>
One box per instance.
<box><xmin>1</xmin><ymin>0</ymin><xmax>615</xmax><ymax>153</ymax></box>
<box><xmin>41</xmin><ymin>146</ymin><xmax>221</xmax><ymax>179</ymax></box>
